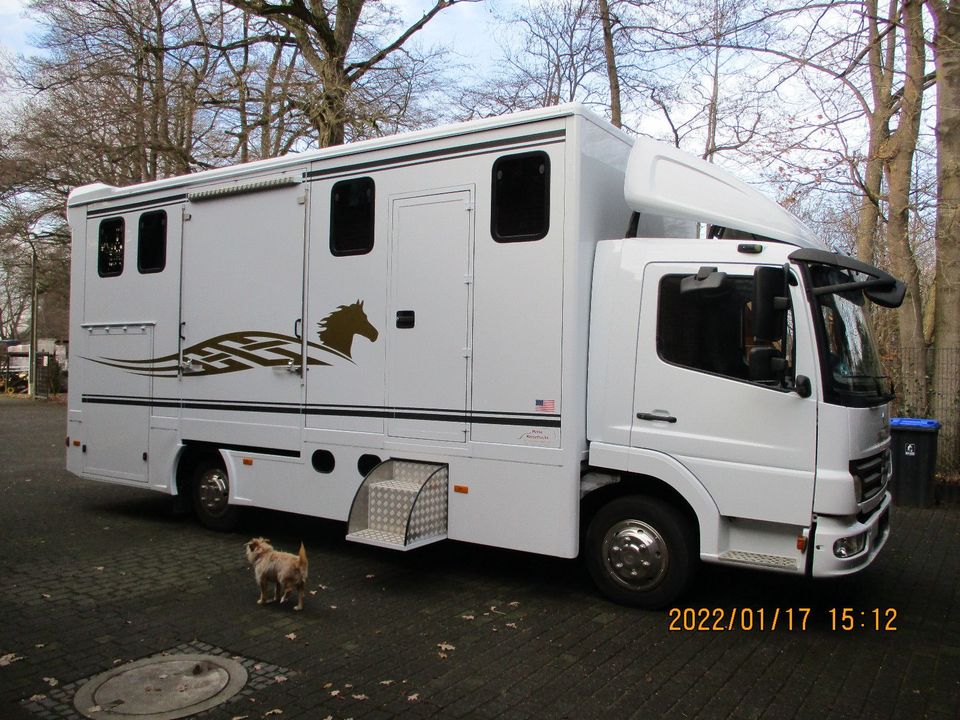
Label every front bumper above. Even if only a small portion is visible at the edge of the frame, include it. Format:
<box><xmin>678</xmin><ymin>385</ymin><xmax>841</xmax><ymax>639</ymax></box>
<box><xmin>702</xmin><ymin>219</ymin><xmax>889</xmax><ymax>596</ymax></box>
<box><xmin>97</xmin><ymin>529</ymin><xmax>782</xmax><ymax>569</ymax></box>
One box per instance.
<box><xmin>810</xmin><ymin>491</ymin><xmax>891</xmax><ymax>576</ymax></box>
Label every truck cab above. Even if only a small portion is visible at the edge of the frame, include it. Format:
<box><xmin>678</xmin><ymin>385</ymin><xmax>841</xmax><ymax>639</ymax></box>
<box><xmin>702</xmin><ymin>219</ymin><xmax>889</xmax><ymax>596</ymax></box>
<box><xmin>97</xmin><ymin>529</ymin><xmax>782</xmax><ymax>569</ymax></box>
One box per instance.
<box><xmin>582</xmin><ymin>140</ymin><xmax>903</xmax><ymax>608</ymax></box>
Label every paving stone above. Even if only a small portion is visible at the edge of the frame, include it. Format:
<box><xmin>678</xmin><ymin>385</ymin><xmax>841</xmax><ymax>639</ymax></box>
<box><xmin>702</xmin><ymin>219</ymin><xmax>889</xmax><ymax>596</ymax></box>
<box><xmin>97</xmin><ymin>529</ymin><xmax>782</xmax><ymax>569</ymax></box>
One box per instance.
<box><xmin>2</xmin><ymin>398</ymin><xmax>960</xmax><ymax>719</ymax></box>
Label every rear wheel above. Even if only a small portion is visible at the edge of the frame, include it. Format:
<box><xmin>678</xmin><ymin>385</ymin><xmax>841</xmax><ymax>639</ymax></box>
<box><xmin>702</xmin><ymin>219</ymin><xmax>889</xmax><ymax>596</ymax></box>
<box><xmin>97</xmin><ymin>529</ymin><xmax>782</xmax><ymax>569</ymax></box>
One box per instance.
<box><xmin>586</xmin><ymin>495</ymin><xmax>697</xmax><ymax>608</ymax></box>
<box><xmin>192</xmin><ymin>456</ymin><xmax>242</xmax><ymax>531</ymax></box>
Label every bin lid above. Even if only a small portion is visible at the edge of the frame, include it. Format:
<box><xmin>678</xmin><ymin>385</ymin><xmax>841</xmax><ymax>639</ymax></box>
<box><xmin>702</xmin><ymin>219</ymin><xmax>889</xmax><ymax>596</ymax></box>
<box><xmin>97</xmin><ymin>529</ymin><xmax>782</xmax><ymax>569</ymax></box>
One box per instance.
<box><xmin>890</xmin><ymin>417</ymin><xmax>941</xmax><ymax>430</ymax></box>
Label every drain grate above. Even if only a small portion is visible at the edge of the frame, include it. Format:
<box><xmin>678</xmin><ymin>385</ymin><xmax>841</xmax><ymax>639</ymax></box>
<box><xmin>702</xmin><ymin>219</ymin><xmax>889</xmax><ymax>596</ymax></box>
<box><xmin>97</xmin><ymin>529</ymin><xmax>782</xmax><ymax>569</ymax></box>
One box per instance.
<box><xmin>22</xmin><ymin>641</ymin><xmax>293</xmax><ymax>720</ymax></box>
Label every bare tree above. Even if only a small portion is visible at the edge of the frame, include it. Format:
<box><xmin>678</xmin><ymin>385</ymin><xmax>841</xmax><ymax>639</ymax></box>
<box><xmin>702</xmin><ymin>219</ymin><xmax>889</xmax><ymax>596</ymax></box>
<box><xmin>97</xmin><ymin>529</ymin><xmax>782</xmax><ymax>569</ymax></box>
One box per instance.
<box><xmin>225</xmin><ymin>0</ymin><xmax>473</xmax><ymax>146</ymax></box>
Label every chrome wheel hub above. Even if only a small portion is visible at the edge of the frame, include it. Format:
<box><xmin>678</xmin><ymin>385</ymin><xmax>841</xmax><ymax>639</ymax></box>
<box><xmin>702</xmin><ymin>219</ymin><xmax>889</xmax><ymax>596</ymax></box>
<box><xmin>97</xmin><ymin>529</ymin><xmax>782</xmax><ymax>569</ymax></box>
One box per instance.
<box><xmin>601</xmin><ymin>519</ymin><xmax>668</xmax><ymax>591</ymax></box>
<box><xmin>197</xmin><ymin>469</ymin><xmax>229</xmax><ymax>516</ymax></box>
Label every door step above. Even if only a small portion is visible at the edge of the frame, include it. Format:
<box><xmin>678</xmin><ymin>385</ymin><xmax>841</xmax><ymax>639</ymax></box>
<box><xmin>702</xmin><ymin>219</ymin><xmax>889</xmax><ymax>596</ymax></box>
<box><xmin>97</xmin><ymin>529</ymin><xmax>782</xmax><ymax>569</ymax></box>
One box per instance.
<box><xmin>346</xmin><ymin>460</ymin><xmax>448</xmax><ymax>550</ymax></box>
<box><xmin>718</xmin><ymin>550</ymin><xmax>798</xmax><ymax>570</ymax></box>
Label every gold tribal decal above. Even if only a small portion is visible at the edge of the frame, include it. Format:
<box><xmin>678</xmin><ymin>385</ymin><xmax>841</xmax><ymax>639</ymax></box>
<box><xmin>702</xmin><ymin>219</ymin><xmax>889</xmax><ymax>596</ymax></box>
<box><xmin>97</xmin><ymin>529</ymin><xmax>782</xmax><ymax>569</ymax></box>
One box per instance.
<box><xmin>88</xmin><ymin>301</ymin><xmax>379</xmax><ymax>378</ymax></box>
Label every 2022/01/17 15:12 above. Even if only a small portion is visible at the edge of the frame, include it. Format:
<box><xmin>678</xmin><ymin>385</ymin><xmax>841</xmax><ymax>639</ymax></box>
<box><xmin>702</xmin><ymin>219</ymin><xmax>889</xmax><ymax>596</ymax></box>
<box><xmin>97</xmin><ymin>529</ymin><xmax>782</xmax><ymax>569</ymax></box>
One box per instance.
<box><xmin>667</xmin><ymin>607</ymin><xmax>899</xmax><ymax>632</ymax></box>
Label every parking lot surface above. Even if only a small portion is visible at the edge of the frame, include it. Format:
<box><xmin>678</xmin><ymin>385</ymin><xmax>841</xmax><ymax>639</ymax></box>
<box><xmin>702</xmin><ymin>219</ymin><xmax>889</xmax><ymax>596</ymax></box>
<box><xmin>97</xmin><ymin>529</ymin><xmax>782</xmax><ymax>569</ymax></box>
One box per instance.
<box><xmin>1</xmin><ymin>398</ymin><xmax>959</xmax><ymax>719</ymax></box>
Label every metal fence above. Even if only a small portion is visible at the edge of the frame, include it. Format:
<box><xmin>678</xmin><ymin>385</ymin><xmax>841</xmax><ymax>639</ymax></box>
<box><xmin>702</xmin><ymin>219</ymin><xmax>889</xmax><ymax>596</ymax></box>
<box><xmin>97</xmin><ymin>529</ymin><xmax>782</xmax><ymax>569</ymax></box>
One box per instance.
<box><xmin>891</xmin><ymin>347</ymin><xmax>959</xmax><ymax>475</ymax></box>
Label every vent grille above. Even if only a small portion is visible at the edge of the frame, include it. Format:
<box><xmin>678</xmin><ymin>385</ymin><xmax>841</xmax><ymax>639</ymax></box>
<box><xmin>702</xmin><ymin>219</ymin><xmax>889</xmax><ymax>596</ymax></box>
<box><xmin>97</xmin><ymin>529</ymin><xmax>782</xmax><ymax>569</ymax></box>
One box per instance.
<box><xmin>851</xmin><ymin>450</ymin><xmax>890</xmax><ymax>502</ymax></box>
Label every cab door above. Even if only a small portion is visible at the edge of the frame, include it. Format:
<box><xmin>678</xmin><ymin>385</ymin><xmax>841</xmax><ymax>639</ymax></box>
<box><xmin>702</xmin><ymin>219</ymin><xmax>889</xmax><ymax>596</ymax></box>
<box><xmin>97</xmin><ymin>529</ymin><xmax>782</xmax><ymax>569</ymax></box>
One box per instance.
<box><xmin>630</xmin><ymin>263</ymin><xmax>818</xmax><ymax>526</ymax></box>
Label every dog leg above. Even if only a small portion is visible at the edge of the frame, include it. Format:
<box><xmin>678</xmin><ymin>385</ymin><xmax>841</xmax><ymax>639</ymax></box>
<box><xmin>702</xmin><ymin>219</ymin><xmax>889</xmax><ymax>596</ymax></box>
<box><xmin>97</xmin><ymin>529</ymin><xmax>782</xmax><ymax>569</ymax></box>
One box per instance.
<box><xmin>294</xmin><ymin>581</ymin><xmax>304</xmax><ymax>611</ymax></box>
<box><xmin>258</xmin><ymin>577</ymin><xmax>276</xmax><ymax>605</ymax></box>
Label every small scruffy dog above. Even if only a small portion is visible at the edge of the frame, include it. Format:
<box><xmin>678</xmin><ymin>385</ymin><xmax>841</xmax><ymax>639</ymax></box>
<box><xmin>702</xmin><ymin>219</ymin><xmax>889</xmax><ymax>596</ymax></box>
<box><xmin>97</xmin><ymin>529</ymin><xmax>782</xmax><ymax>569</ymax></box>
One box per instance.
<box><xmin>245</xmin><ymin>538</ymin><xmax>309</xmax><ymax>611</ymax></box>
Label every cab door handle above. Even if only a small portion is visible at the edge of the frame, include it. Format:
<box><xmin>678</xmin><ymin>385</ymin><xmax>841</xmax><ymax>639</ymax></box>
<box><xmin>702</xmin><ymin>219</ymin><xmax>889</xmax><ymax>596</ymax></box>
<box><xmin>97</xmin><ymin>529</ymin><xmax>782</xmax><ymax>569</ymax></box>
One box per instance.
<box><xmin>637</xmin><ymin>412</ymin><xmax>678</xmax><ymax>423</ymax></box>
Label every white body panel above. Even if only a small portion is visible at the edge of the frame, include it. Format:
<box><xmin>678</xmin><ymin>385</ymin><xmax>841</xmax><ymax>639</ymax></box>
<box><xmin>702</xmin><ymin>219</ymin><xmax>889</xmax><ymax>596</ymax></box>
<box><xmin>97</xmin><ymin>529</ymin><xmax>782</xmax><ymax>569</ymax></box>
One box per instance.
<box><xmin>67</xmin><ymin>104</ymin><xmax>892</xmax><ymax>580</ymax></box>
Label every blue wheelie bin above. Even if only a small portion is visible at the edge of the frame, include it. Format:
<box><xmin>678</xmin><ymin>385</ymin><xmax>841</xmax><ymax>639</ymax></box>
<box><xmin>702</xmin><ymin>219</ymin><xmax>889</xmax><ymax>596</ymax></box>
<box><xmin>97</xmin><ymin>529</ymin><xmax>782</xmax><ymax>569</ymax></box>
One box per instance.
<box><xmin>889</xmin><ymin>418</ymin><xmax>941</xmax><ymax>507</ymax></box>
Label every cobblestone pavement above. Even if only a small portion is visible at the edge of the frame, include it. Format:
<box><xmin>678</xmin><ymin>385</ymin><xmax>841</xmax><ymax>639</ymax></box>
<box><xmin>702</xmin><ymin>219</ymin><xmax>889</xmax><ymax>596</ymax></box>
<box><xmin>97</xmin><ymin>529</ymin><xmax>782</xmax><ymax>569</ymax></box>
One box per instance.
<box><xmin>1</xmin><ymin>398</ymin><xmax>958</xmax><ymax>720</ymax></box>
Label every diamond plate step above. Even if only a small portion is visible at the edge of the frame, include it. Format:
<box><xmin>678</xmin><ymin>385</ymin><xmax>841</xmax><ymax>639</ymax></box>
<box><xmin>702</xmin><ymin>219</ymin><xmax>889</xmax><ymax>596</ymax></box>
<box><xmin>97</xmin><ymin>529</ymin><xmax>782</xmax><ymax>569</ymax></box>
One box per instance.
<box><xmin>346</xmin><ymin>460</ymin><xmax>448</xmax><ymax>551</ymax></box>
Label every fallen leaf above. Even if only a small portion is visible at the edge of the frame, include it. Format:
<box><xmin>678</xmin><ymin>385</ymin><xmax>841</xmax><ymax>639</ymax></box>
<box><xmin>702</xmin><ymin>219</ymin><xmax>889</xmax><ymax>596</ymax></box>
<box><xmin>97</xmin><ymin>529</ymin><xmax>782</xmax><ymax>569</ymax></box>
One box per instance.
<box><xmin>437</xmin><ymin>642</ymin><xmax>455</xmax><ymax>652</ymax></box>
<box><xmin>438</xmin><ymin>653</ymin><xmax>448</xmax><ymax>660</ymax></box>
<box><xmin>263</xmin><ymin>711</ymin><xmax>283</xmax><ymax>718</ymax></box>
<box><xmin>43</xmin><ymin>677</ymin><xmax>59</xmax><ymax>687</ymax></box>
<box><xmin>87</xmin><ymin>706</ymin><xmax>102</xmax><ymax>714</ymax></box>
<box><xmin>509</xmin><ymin>601</ymin><xmax>520</xmax><ymax>607</ymax></box>
<box><xmin>230</xmin><ymin>716</ymin><xmax>250</xmax><ymax>720</ymax></box>
<box><xmin>309</xmin><ymin>591</ymin><xmax>318</xmax><ymax>596</ymax></box>
<box><xmin>506</xmin><ymin>623</ymin><xmax>518</xmax><ymax>629</ymax></box>
<box><xmin>0</xmin><ymin>653</ymin><xmax>24</xmax><ymax>666</ymax></box>
<box><xmin>365</xmin><ymin>574</ymin><xmax>375</xmax><ymax>579</ymax></box>
<box><xmin>329</xmin><ymin>605</ymin><xmax>338</xmax><ymax>610</ymax></box>
<box><xmin>461</xmin><ymin>615</ymin><xmax>475</xmax><ymax>621</ymax></box>
<box><xmin>41</xmin><ymin>594</ymin><xmax>51</xmax><ymax>600</ymax></box>
<box><xmin>379</xmin><ymin>680</ymin><xmax>395</xmax><ymax>686</ymax></box>
<box><xmin>94</xmin><ymin>566</ymin><xmax>105</xmax><ymax>572</ymax></box>
<box><xmin>284</xmin><ymin>633</ymin><xmax>297</xmax><ymax>641</ymax></box>
<box><xmin>407</xmin><ymin>693</ymin><xmax>420</xmax><ymax>702</ymax></box>
<box><xmin>29</xmin><ymin>694</ymin><xmax>46</xmax><ymax>703</ymax></box>
<box><xmin>274</xmin><ymin>675</ymin><xmax>287</xmax><ymax>684</ymax></box>
<box><xmin>352</xmin><ymin>694</ymin><xmax>368</xmax><ymax>701</ymax></box>
<box><xmin>330</xmin><ymin>690</ymin><xmax>340</xmax><ymax>697</ymax></box>
<box><xmin>322</xmin><ymin>683</ymin><xmax>333</xmax><ymax>689</ymax></box>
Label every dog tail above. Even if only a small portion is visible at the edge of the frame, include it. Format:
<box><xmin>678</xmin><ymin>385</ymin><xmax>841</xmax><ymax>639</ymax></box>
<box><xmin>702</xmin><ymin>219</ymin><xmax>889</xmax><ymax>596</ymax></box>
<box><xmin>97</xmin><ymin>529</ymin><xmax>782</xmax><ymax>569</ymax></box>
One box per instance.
<box><xmin>298</xmin><ymin>542</ymin><xmax>308</xmax><ymax>574</ymax></box>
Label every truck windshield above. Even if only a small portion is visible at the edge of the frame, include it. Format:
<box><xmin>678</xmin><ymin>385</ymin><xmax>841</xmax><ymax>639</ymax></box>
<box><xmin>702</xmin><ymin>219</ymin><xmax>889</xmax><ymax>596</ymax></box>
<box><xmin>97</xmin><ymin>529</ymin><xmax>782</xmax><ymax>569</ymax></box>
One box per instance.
<box><xmin>807</xmin><ymin>264</ymin><xmax>892</xmax><ymax>407</ymax></box>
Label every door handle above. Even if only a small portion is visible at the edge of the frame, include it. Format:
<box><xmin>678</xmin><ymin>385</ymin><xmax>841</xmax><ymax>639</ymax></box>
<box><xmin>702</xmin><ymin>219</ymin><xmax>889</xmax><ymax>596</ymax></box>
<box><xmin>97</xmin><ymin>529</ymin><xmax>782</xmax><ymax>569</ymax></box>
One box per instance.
<box><xmin>396</xmin><ymin>310</ymin><xmax>415</xmax><ymax>329</ymax></box>
<box><xmin>293</xmin><ymin>318</ymin><xmax>302</xmax><ymax>340</ymax></box>
<box><xmin>637</xmin><ymin>412</ymin><xmax>678</xmax><ymax>423</ymax></box>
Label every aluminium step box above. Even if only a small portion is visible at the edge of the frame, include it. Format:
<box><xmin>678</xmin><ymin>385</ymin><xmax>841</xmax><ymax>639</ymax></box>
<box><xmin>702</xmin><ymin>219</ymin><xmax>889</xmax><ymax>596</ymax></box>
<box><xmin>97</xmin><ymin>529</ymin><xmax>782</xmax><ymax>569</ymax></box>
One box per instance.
<box><xmin>346</xmin><ymin>459</ymin><xmax>448</xmax><ymax>550</ymax></box>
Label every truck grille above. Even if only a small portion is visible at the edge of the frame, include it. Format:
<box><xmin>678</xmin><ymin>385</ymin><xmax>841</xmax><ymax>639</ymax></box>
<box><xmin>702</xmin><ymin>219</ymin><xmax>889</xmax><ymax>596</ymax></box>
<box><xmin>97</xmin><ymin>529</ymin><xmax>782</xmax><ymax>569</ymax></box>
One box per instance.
<box><xmin>850</xmin><ymin>450</ymin><xmax>890</xmax><ymax>502</ymax></box>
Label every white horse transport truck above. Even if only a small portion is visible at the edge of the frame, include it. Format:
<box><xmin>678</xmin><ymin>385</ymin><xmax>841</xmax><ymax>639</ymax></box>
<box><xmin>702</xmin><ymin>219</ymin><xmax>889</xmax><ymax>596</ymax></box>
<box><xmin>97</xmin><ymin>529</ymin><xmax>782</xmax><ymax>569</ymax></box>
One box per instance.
<box><xmin>66</xmin><ymin>104</ymin><xmax>904</xmax><ymax>608</ymax></box>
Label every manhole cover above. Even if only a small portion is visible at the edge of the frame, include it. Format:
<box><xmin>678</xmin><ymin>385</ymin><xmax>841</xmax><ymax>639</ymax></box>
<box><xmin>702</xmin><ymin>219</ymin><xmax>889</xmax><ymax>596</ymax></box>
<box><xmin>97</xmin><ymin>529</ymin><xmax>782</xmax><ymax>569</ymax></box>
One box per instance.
<box><xmin>73</xmin><ymin>653</ymin><xmax>247</xmax><ymax>720</ymax></box>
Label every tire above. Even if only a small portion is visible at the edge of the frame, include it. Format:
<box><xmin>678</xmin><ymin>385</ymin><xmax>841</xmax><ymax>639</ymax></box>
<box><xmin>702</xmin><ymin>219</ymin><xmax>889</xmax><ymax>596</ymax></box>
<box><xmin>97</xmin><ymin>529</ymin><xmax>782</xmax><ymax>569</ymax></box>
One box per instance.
<box><xmin>191</xmin><ymin>456</ymin><xmax>242</xmax><ymax>532</ymax></box>
<box><xmin>586</xmin><ymin>495</ymin><xmax>697</xmax><ymax>609</ymax></box>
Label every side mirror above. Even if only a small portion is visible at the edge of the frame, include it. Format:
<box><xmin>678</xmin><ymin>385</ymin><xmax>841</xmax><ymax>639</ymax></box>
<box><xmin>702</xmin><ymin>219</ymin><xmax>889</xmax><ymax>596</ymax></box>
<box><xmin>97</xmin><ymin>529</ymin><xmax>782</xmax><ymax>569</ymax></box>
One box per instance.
<box><xmin>753</xmin><ymin>266</ymin><xmax>789</xmax><ymax>342</ymax></box>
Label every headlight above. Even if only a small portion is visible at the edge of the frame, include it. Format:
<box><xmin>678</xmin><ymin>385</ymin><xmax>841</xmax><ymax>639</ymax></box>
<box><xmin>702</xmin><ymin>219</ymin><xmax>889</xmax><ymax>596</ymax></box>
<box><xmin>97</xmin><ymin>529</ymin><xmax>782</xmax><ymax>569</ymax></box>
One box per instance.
<box><xmin>833</xmin><ymin>533</ymin><xmax>867</xmax><ymax>558</ymax></box>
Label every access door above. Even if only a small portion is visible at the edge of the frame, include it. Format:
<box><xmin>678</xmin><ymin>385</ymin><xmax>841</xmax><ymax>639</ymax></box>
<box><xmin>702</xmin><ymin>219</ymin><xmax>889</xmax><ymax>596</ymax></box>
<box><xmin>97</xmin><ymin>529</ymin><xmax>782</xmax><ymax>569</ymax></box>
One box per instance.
<box><xmin>631</xmin><ymin>263</ymin><xmax>819</xmax><ymax>526</ymax></box>
<box><xmin>179</xmin><ymin>182</ymin><xmax>307</xmax><ymax>449</ymax></box>
<box><xmin>387</xmin><ymin>189</ymin><xmax>474</xmax><ymax>441</ymax></box>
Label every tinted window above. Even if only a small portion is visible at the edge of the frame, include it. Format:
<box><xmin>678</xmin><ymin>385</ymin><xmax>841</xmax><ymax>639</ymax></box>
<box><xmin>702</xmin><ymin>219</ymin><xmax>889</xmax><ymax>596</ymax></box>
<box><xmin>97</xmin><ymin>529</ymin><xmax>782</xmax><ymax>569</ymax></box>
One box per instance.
<box><xmin>331</xmin><ymin>177</ymin><xmax>375</xmax><ymax>256</ymax></box>
<box><xmin>138</xmin><ymin>210</ymin><xmax>167</xmax><ymax>273</ymax></box>
<box><xmin>657</xmin><ymin>274</ymin><xmax>794</xmax><ymax>383</ymax></box>
<box><xmin>491</xmin><ymin>151</ymin><xmax>550</xmax><ymax>242</ymax></box>
<box><xmin>98</xmin><ymin>218</ymin><xmax>124</xmax><ymax>277</ymax></box>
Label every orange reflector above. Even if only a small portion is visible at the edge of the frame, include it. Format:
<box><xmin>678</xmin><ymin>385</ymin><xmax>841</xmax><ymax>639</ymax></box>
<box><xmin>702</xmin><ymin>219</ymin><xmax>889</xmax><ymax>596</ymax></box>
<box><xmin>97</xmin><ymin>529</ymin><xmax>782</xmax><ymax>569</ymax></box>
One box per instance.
<box><xmin>797</xmin><ymin>536</ymin><xmax>807</xmax><ymax>552</ymax></box>
<box><xmin>73</xmin><ymin>440</ymin><xmax>81</xmax><ymax>447</ymax></box>
<box><xmin>242</xmin><ymin>458</ymin><xmax>253</xmax><ymax>466</ymax></box>
<box><xmin>454</xmin><ymin>485</ymin><xmax>469</xmax><ymax>494</ymax></box>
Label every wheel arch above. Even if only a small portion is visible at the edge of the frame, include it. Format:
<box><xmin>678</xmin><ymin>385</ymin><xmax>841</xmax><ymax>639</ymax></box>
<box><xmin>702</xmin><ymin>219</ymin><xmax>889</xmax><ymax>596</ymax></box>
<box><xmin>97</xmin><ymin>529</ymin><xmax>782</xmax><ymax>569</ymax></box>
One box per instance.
<box><xmin>581</xmin><ymin>448</ymin><xmax>722</xmax><ymax>558</ymax></box>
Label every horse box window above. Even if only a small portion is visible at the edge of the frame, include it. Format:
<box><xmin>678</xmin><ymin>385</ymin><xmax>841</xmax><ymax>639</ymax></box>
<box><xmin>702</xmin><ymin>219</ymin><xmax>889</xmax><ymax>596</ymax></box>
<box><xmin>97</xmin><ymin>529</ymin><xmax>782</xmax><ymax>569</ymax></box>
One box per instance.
<box><xmin>331</xmin><ymin>177</ymin><xmax>375</xmax><ymax>256</ymax></box>
<box><xmin>98</xmin><ymin>217</ymin><xmax>124</xmax><ymax>277</ymax></box>
<box><xmin>138</xmin><ymin>210</ymin><xmax>167</xmax><ymax>273</ymax></box>
<box><xmin>492</xmin><ymin>151</ymin><xmax>550</xmax><ymax>242</ymax></box>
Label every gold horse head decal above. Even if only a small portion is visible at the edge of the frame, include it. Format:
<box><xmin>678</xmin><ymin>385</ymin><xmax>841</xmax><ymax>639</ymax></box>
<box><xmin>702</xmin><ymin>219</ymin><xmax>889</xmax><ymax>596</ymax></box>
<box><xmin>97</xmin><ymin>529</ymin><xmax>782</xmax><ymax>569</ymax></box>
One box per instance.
<box><xmin>317</xmin><ymin>300</ymin><xmax>379</xmax><ymax>360</ymax></box>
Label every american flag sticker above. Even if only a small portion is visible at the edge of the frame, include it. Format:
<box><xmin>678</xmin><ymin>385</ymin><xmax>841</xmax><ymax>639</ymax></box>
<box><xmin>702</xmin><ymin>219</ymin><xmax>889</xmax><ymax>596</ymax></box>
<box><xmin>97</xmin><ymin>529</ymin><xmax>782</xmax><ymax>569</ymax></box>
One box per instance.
<box><xmin>535</xmin><ymin>399</ymin><xmax>556</xmax><ymax>413</ymax></box>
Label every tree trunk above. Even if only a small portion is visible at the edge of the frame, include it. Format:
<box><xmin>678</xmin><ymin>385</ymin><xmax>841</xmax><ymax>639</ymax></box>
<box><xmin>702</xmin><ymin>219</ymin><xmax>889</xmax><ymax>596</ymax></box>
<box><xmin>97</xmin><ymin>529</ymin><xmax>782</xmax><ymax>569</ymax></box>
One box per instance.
<box><xmin>598</xmin><ymin>0</ymin><xmax>622</xmax><ymax>127</ymax></box>
<box><xmin>883</xmin><ymin>0</ymin><xmax>927</xmax><ymax>416</ymax></box>
<box><xmin>928</xmin><ymin>0</ymin><xmax>960</xmax><ymax>466</ymax></box>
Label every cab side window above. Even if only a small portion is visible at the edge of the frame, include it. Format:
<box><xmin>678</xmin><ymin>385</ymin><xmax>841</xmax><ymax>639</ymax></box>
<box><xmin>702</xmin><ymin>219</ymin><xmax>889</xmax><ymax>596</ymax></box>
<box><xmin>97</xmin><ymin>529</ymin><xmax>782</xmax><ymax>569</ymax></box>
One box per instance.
<box><xmin>657</xmin><ymin>274</ymin><xmax>794</xmax><ymax>383</ymax></box>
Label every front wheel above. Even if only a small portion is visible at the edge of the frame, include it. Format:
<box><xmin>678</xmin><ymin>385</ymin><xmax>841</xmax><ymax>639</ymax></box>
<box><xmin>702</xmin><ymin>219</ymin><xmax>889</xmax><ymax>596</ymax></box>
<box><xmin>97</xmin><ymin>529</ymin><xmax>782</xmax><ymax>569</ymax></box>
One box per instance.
<box><xmin>192</xmin><ymin>457</ymin><xmax>242</xmax><ymax>531</ymax></box>
<box><xmin>586</xmin><ymin>496</ymin><xmax>697</xmax><ymax>609</ymax></box>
